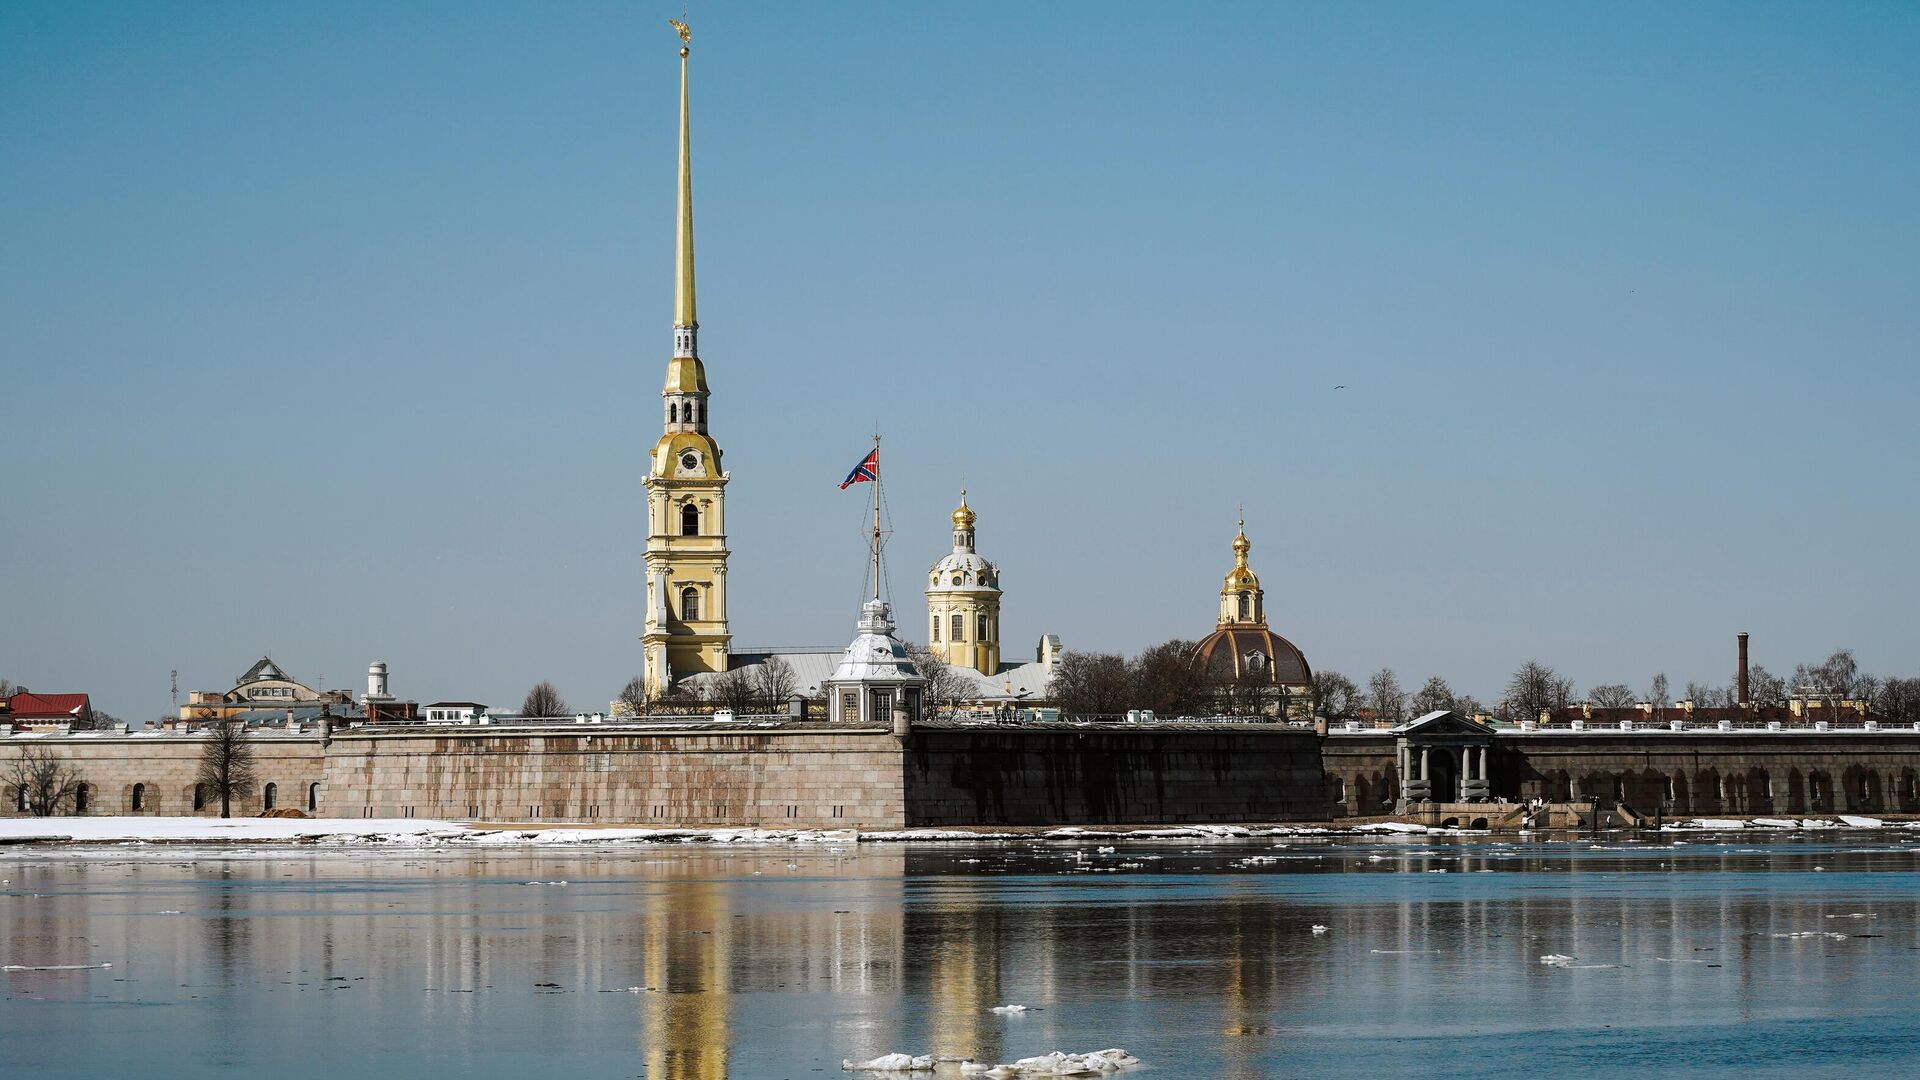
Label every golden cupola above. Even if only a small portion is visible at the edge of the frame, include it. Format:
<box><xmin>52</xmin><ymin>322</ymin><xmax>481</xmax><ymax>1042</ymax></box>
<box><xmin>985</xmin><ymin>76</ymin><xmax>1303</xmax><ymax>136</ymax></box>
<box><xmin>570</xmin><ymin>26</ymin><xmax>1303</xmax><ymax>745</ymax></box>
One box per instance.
<box><xmin>1192</xmin><ymin>515</ymin><xmax>1313</xmax><ymax>698</ymax></box>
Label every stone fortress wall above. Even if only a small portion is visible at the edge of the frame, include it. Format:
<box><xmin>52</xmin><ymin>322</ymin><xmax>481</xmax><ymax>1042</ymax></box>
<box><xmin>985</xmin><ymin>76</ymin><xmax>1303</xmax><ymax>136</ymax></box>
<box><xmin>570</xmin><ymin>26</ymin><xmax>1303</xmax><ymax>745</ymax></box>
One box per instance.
<box><xmin>9</xmin><ymin>726</ymin><xmax>1920</xmax><ymax>826</ymax></box>
<box><xmin>1323</xmin><ymin>731</ymin><xmax>1920</xmax><ymax>819</ymax></box>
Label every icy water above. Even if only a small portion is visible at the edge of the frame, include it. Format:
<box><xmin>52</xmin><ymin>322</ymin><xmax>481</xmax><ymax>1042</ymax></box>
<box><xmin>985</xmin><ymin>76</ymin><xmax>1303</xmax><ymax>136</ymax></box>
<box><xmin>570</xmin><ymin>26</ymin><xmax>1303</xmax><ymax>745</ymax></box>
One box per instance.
<box><xmin>5</xmin><ymin>835</ymin><xmax>1920</xmax><ymax>1079</ymax></box>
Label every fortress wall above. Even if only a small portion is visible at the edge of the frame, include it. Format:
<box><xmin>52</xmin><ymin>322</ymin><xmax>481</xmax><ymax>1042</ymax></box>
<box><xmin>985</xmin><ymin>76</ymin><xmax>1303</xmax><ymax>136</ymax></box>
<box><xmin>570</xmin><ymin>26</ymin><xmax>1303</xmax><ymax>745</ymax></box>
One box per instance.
<box><xmin>0</xmin><ymin>736</ymin><xmax>326</xmax><ymax>817</ymax></box>
<box><xmin>1498</xmin><ymin>734</ymin><xmax>1920</xmax><ymax>817</ymax></box>
<box><xmin>318</xmin><ymin>728</ymin><xmax>908</xmax><ymax>826</ymax></box>
<box><xmin>1318</xmin><ymin>734</ymin><xmax>1399</xmax><ymax>818</ymax></box>
<box><xmin>1320</xmin><ymin>732</ymin><xmax>1920</xmax><ymax>818</ymax></box>
<box><xmin>902</xmin><ymin>728</ymin><xmax>1331</xmax><ymax>825</ymax></box>
<box><xmin>16</xmin><ymin>727</ymin><xmax>1920</xmax><ymax>827</ymax></box>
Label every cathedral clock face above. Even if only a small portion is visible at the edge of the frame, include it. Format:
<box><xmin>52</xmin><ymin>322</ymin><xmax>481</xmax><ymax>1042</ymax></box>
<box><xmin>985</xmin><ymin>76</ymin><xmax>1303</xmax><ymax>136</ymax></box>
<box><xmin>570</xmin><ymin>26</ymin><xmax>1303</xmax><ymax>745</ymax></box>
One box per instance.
<box><xmin>679</xmin><ymin>450</ymin><xmax>700</xmax><ymax>472</ymax></box>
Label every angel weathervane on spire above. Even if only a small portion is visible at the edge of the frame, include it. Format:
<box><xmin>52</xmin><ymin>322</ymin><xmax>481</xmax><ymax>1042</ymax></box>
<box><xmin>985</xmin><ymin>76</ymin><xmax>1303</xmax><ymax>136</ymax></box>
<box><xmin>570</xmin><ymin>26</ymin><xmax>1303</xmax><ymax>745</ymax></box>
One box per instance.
<box><xmin>669</xmin><ymin>18</ymin><xmax>691</xmax><ymax>44</ymax></box>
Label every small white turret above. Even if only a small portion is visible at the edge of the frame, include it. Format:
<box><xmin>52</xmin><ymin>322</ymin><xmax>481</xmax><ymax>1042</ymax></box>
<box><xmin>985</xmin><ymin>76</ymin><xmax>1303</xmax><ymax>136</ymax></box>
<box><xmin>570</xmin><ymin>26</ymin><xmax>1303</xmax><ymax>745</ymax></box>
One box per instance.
<box><xmin>366</xmin><ymin>661</ymin><xmax>390</xmax><ymax>701</ymax></box>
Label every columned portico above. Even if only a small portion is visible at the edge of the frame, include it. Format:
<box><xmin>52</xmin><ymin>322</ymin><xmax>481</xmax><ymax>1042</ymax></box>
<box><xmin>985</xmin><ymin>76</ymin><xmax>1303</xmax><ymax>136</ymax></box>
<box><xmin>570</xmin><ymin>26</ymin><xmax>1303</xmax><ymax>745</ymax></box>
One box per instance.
<box><xmin>1393</xmin><ymin>710</ymin><xmax>1496</xmax><ymax>811</ymax></box>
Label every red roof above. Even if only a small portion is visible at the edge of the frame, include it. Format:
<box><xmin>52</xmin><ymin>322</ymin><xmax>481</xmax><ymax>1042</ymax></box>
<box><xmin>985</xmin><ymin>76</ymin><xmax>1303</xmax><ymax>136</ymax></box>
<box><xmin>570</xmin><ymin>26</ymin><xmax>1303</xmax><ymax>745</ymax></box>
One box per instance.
<box><xmin>5</xmin><ymin>692</ymin><xmax>91</xmax><ymax>720</ymax></box>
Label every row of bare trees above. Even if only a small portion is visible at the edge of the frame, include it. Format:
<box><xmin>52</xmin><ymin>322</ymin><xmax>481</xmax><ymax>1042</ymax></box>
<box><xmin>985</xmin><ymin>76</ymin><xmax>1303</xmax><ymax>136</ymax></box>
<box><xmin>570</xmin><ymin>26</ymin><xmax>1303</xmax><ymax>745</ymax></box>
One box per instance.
<box><xmin>1318</xmin><ymin>648</ymin><xmax>1920</xmax><ymax>726</ymax></box>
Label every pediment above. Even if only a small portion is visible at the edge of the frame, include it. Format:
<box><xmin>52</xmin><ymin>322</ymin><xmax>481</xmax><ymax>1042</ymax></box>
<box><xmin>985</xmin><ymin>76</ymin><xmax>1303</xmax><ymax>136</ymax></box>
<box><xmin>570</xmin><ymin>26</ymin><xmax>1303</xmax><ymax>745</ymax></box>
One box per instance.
<box><xmin>1394</xmin><ymin>710</ymin><xmax>1490</xmax><ymax>737</ymax></box>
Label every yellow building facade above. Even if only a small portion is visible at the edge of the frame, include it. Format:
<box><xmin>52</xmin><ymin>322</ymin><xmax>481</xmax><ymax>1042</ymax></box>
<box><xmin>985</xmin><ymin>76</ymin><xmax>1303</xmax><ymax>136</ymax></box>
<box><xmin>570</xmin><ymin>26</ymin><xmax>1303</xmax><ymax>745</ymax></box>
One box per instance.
<box><xmin>641</xmin><ymin>37</ymin><xmax>731</xmax><ymax>698</ymax></box>
<box><xmin>925</xmin><ymin>493</ymin><xmax>1001</xmax><ymax>676</ymax></box>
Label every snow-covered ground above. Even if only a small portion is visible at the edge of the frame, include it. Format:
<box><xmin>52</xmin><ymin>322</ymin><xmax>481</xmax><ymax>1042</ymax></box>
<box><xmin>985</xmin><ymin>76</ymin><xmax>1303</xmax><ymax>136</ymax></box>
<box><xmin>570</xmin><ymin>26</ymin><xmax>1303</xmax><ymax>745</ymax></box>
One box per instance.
<box><xmin>0</xmin><ymin>813</ymin><xmax>1911</xmax><ymax>849</ymax></box>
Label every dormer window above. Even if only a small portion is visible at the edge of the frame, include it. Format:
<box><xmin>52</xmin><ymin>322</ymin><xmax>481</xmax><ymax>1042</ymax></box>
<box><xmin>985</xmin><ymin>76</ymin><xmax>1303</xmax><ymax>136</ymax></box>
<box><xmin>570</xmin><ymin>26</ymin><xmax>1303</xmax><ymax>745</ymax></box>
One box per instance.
<box><xmin>1238</xmin><ymin>592</ymin><xmax>1252</xmax><ymax>620</ymax></box>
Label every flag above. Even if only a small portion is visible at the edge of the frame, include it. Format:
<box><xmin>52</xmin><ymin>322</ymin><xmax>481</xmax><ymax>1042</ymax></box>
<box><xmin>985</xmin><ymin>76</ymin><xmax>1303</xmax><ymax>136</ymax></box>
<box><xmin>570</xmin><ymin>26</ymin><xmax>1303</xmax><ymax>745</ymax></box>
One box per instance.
<box><xmin>839</xmin><ymin>447</ymin><xmax>879</xmax><ymax>489</ymax></box>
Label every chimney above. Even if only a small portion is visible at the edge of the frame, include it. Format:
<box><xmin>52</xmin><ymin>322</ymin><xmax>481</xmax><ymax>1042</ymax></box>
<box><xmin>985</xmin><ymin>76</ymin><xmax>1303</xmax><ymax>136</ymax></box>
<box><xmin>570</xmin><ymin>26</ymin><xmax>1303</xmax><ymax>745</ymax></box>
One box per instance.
<box><xmin>1737</xmin><ymin>632</ymin><xmax>1750</xmax><ymax>706</ymax></box>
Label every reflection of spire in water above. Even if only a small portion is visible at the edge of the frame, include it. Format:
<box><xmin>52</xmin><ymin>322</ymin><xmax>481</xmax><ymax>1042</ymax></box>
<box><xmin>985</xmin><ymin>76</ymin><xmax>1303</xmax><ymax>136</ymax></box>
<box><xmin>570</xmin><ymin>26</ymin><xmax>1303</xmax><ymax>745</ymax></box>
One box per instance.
<box><xmin>928</xmin><ymin>909</ymin><xmax>1001</xmax><ymax>1064</ymax></box>
<box><xmin>643</xmin><ymin>880</ymin><xmax>730</xmax><ymax>1080</ymax></box>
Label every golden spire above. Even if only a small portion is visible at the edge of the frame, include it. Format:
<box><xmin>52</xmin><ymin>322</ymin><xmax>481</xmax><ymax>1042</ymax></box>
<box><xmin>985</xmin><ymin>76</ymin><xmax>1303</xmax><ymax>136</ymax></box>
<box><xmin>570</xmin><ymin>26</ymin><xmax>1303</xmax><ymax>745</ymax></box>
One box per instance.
<box><xmin>1232</xmin><ymin>511</ymin><xmax>1250</xmax><ymax>562</ymax></box>
<box><xmin>673</xmin><ymin>20</ymin><xmax>696</xmax><ymax>331</ymax></box>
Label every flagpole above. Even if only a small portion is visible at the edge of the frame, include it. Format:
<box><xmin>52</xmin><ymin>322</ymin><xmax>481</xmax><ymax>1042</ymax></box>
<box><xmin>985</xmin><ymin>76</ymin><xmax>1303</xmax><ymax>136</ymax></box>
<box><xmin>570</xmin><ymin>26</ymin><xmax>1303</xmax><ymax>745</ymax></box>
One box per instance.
<box><xmin>870</xmin><ymin>432</ymin><xmax>882</xmax><ymax>602</ymax></box>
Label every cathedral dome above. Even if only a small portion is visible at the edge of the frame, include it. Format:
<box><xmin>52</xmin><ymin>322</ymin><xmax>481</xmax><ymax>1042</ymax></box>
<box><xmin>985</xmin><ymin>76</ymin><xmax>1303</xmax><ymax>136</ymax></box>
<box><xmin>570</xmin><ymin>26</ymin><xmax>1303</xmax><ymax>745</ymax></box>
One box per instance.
<box><xmin>1192</xmin><ymin>627</ymin><xmax>1312</xmax><ymax>687</ymax></box>
<box><xmin>928</xmin><ymin>550</ymin><xmax>997</xmax><ymax>592</ymax></box>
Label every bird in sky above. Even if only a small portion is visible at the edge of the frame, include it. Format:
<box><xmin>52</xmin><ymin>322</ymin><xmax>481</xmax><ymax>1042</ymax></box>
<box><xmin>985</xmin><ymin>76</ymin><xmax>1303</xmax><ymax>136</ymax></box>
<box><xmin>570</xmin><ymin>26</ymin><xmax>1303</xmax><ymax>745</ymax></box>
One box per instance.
<box><xmin>1333</xmin><ymin>384</ymin><xmax>1347</xmax><ymax>390</ymax></box>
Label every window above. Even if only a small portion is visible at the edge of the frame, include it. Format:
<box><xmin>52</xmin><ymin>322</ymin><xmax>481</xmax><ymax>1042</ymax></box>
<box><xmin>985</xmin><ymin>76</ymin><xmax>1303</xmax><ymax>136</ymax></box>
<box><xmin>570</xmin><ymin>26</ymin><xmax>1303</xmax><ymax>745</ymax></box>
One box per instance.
<box><xmin>931</xmin><ymin>617</ymin><xmax>940</xmax><ymax>642</ymax></box>
<box><xmin>308</xmin><ymin>782</ymin><xmax>320</xmax><ymax>812</ymax></box>
<box><xmin>680</xmin><ymin>586</ymin><xmax>701</xmax><ymax>621</ymax></box>
<box><xmin>681</xmin><ymin>503</ymin><xmax>699</xmax><ymax>536</ymax></box>
<box><xmin>263</xmin><ymin>782</ymin><xmax>277</xmax><ymax>811</ymax></box>
<box><xmin>951</xmin><ymin>614</ymin><xmax>964</xmax><ymax>641</ymax></box>
<box><xmin>132</xmin><ymin>783</ymin><xmax>146</xmax><ymax>812</ymax></box>
<box><xmin>841</xmin><ymin>692</ymin><xmax>858</xmax><ymax>723</ymax></box>
<box><xmin>951</xmin><ymin>574</ymin><xmax>962</xmax><ymax>586</ymax></box>
<box><xmin>669</xmin><ymin>402</ymin><xmax>679</xmax><ymax>423</ymax></box>
<box><xmin>977</xmin><ymin>614</ymin><xmax>990</xmax><ymax>642</ymax></box>
<box><xmin>1238</xmin><ymin>592</ymin><xmax>1252</xmax><ymax>620</ymax></box>
<box><xmin>75</xmin><ymin>784</ymin><xmax>90</xmax><ymax>813</ymax></box>
<box><xmin>193</xmin><ymin>783</ymin><xmax>206</xmax><ymax>811</ymax></box>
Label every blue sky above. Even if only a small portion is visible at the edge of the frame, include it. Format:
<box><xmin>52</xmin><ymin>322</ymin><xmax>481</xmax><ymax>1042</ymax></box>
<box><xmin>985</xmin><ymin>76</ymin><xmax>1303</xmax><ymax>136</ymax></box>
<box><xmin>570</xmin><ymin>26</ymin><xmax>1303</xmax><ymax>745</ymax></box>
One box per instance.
<box><xmin>3</xmin><ymin>2</ymin><xmax>1916</xmax><ymax>719</ymax></box>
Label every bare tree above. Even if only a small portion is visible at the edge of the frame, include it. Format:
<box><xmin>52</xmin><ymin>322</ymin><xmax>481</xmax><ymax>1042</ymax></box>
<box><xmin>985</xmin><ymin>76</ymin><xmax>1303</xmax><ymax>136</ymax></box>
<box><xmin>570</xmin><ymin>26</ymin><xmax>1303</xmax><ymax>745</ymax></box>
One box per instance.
<box><xmin>1312</xmin><ymin>670</ymin><xmax>1361</xmax><ymax>721</ymax></box>
<box><xmin>0</xmin><ymin>678</ymin><xmax>16</xmax><ymax>701</ymax></box>
<box><xmin>1504</xmin><ymin>660</ymin><xmax>1573</xmax><ymax>722</ymax></box>
<box><xmin>905</xmin><ymin>644</ymin><xmax>973</xmax><ymax>712</ymax></box>
<box><xmin>1048</xmin><ymin>651</ymin><xmax>1132</xmax><ymax>718</ymax></box>
<box><xmin>707</xmin><ymin>667</ymin><xmax>758</xmax><ymax>717</ymax></box>
<box><xmin>1647</xmin><ymin>673</ymin><xmax>1671</xmax><ymax>710</ymax></box>
<box><xmin>5</xmin><ymin>745</ymin><xmax>85</xmax><ymax>817</ymax></box>
<box><xmin>1366</xmin><ymin>669</ymin><xmax>1407</xmax><ymax>724</ymax></box>
<box><xmin>1410</xmin><ymin>676</ymin><xmax>1456</xmax><ymax>717</ymax></box>
<box><xmin>196</xmin><ymin>718</ymin><xmax>256</xmax><ymax>819</ymax></box>
<box><xmin>1746</xmin><ymin>663</ymin><xmax>1787</xmax><ymax>706</ymax></box>
<box><xmin>1588</xmin><ymin>683</ymin><xmax>1637</xmax><ymax>710</ymax></box>
<box><xmin>1130</xmin><ymin>640</ymin><xmax>1209</xmax><ymax>718</ymax></box>
<box><xmin>520</xmin><ymin>681</ymin><xmax>569</xmax><ymax>717</ymax></box>
<box><xmin>615</xmin><ymin>677</ymin><xmax>648</xmax><ymax>717</ymax></box>
<box><xmin>1878</xmin><ymin>678</ymin><xmax>1920</xmax><ymax>724</ymax></box>
<box><xmin>752</xmin><ymin>656</ymin><xmax>800</xmax><ymax>712</ymax></box>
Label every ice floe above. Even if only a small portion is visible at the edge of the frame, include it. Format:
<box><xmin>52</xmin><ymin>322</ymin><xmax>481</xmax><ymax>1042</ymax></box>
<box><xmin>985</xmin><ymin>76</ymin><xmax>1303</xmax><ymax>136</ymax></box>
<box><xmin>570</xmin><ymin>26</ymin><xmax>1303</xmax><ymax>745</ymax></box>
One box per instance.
<box><xmin>2</xmin><ymin>962</ymin><xmax>112</xmax><ymax>971</ymax></box>
<box><xmin>959</xmin><ymin>1049</ymin><xmax>1139</xmax><ymax>1077</ymax></box>
<box><xmin>989</xmin><ymin>1004</ymin><xmax>1029</xmax><ymax>1014</ymax></box>
<box><xmin>842</xmin><ymin>1052</ymin><xmax>935</xmax><ymax>1072</ymax></box>
<box><xmin>1310</xmin><ymin>925</ymin><xmax>1329</xmax><ymax>935</ymax></box>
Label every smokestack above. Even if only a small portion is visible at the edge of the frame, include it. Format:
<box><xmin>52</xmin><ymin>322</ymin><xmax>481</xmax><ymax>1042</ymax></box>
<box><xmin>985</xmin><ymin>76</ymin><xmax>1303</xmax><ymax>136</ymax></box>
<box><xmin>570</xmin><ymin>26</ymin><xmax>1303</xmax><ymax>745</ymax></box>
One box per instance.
<box><xmin>1737</xmin><ymin>632</ymin><xmax>1750</xmax><ymax>706</ymax></box>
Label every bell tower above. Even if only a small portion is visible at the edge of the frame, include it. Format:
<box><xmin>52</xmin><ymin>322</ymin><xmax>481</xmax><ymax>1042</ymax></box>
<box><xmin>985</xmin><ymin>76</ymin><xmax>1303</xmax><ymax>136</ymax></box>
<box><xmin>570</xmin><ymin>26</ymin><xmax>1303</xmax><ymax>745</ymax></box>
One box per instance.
<box><xmin>925</xmin><ymin>492</ymin><xmax>1002</xmax><ymax>676</ymax></box>
<box><xmin>641</xmin><ymin>23</ymin><xmax>731</xmax><ymax>698</ymax></box>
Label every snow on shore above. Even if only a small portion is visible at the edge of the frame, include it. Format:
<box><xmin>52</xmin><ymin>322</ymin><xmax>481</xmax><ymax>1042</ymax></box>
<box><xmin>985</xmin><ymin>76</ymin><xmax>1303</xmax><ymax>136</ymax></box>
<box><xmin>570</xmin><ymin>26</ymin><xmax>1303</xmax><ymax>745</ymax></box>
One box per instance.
<box><xmin>0</xmin><ymin>813</ymin><xmax>1910</xmax><ymax>850</ymax></box>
